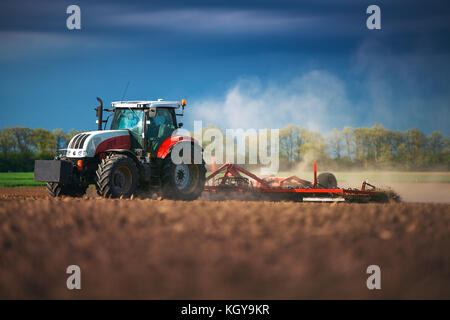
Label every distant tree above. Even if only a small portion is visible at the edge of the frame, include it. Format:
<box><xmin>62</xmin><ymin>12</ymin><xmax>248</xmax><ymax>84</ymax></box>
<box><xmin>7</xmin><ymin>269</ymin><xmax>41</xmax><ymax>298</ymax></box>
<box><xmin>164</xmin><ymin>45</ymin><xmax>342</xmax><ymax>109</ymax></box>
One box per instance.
<box><xmin>12</xmin><ymin>127</ymin><xmax>34</xmax><ymax>154</ymax></box>
<box><xmin>443</xmin><ymin>137</ymin><xmax>450</xmax><ymax>153</ymax></box>
<box><xmin>353</xmin><ymin>127</ymin><xmax>371</xmax><ymax>167</ymax></box>
<box><xmin>298</xmin><ymin>129</ymin><xmax>329</xmax><ymax>164</ymax></box>
<box><xmin>33</xmin><ymin>128</ymin><xmax>57</xmax><ymax>159</ymax></box>
<box><xmin>280</xmin><ymin>125</ymin><xmax>301</xmax><ymax>163</ymax></box>
<box><xmin>404</xmin><ymin>128</ymin><xmax>427</xmax><ymax>168</ymax></box>
<box><xmin>0</xmin><ymin>127</ymin><xmax>16</xmax><ymax>159</ymax></box>
<box><xmin>53</xmin><ymin>128</ymin><xmax>68</xmax><ymax>152</ymax></box>
<box><xmin>342</xmin><ymin>126</ymin><xmax>353</xmax><ymax>159</ymax></box>
<box><xmin>428</xmin><ymin>131</ymin><xmax>444</xmax><ymax>154</ymax></box>
<box><xmin>328</xmin><ymin>128</ymin><xmax>343</xmax><ymax>159</ymax></box>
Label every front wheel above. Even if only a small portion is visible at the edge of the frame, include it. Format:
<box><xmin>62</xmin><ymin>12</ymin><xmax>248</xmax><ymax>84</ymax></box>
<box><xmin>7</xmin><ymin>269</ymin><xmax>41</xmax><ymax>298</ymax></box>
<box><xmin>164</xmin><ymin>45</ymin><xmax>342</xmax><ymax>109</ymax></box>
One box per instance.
<box><xmin>161</xmin><ymin>155</ymin><xmax>206</xmax><ymax>200</ymax></box>
<box><xmin>46</xmin><ymin>182</ymin><xmax>88</xmax><ymax>198</ymax></box>
<box><xmin>95</xmin><ymin>154</ymin><xmax>139</xmax><ymax>198</ymax></box>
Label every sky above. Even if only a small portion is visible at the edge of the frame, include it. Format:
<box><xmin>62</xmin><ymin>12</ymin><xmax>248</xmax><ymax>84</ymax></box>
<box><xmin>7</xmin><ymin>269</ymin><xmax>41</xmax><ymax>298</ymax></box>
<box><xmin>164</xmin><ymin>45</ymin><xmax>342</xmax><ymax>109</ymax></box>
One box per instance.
<box><xmin>0</xmin><ymin>0</ymin><xmax>449</xmax><ymax>134</ymax></box>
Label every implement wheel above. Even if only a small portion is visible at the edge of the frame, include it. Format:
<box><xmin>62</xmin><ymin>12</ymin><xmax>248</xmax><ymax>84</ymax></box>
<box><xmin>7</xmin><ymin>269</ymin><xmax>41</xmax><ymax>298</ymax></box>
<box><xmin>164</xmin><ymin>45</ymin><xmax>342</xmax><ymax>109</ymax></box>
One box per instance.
<box><xmin>317</xmin><ymin>172</ymin><xmax>338</xmax><ymax>189</ymax></box>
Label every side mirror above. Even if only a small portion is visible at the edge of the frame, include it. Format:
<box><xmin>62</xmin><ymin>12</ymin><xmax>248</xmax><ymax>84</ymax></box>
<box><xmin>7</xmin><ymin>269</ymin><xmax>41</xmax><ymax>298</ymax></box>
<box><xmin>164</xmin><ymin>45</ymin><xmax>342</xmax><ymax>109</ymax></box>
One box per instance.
<box><xmin>148</xmin><ymin>107</ymin><xmax>156</xmax><ymax>118</ymax></box>
<box><xmin>178</xmin><ymin>123</ymin><xmax>183</xmax><ymax>128</ymax></box>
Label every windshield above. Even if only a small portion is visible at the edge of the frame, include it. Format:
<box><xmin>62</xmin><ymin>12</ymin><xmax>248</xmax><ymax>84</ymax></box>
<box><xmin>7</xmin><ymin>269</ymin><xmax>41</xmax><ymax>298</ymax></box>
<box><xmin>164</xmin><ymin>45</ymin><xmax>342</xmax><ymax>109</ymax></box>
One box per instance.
<box><xmin>110</xmin><ymin>109</ymin><xmax>144</xmax><ymax>131</ymax></box>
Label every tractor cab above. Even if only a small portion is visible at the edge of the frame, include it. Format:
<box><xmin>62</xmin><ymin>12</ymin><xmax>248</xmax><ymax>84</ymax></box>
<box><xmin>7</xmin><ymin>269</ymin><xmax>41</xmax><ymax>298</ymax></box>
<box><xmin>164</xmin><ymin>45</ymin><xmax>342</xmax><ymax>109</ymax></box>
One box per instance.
<box><xmin>110</xmin><ymin>99</ymin><xmax>183</xmax><ymax>154</ymax></box>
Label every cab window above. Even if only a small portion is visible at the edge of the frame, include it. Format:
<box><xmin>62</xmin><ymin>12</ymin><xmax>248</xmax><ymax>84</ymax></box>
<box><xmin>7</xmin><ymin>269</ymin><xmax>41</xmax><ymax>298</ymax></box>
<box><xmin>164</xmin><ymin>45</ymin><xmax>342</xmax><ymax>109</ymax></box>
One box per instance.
<box><xmin>147</xmin><ymin>108</ymin><xmax>176</xmax><ymax>141</ymax></box>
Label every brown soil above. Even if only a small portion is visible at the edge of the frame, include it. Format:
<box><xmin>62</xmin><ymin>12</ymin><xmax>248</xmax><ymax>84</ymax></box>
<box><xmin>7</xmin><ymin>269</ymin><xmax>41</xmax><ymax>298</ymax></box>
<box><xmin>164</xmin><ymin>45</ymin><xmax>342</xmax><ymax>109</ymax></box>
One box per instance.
<box><xmin>0</xmin><ymin>189</ymin><xmax>449</xmax><ymax>299</ymax></box>
<box><xmin>2</xmin><ymin>182</ymin><xmax>449</xmax><ymax>203</ymax></box>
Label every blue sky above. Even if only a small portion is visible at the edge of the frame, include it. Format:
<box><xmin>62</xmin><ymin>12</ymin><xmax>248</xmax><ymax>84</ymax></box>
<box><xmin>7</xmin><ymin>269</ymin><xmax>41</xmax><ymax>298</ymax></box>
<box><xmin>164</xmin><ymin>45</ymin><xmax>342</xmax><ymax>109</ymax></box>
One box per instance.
<box><xmin>0</xmin><ymin>0</ymin><xmax>449</xmax><ymax>134</ymax></box>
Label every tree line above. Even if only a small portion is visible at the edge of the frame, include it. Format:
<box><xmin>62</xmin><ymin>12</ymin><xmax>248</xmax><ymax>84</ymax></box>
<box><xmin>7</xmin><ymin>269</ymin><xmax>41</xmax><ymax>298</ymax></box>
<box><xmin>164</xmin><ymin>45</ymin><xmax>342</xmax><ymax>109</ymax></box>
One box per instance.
<box><xmin>279</xmin><ymin>124</ymin><xmax>450</xmax><ymax>170</ymax></box>
<box><xmin>0</xmin><ymin>124</ymin><xmax>449</xmax><ymax>172</ymax></box>
<box><xmin>0</xmin><ymin>127</ymin><xmax>81</xmax><ymax>172</ymax></box>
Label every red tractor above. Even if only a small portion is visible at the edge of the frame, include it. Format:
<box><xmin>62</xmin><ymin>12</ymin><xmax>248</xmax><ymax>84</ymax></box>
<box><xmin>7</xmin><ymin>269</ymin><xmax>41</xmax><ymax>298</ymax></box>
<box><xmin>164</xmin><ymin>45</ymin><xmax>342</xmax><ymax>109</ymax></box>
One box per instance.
<box><xmin>34</xmin><ymin>98</ymin><xmax>206</xmax><ymax>199</ymax></box>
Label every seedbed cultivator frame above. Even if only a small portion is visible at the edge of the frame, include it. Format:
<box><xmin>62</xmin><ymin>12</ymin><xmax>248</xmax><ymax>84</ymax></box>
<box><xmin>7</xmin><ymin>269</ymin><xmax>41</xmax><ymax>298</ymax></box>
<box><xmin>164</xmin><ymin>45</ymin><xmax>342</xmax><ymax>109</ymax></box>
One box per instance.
<box><xmin>204</xmin><ymin>162</ymin><xmax>399</xmax><ymax>203</ymax></box>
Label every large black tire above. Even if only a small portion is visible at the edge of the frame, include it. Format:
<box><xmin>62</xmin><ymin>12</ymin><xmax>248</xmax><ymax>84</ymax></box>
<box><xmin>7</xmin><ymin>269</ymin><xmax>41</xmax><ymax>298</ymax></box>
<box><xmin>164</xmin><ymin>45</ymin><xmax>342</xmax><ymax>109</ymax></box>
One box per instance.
<box><xmin>161</xmin><ymin>154</ymin><xmax>206</xmax><ymax>200</ymax></box>
<box><xmin>46</xmin><ymin>182</ymin><xmax>88</xmax><ymax>198</ymax></box>
<box><xmin>95</xmin><ymin>154</ymin><xmax>139</xmax><ymax>198</ymax></box>
<box><xmin>317</xmin><ymin>172</ymin><xmax>338</xmax><ymax>189</ymax></box>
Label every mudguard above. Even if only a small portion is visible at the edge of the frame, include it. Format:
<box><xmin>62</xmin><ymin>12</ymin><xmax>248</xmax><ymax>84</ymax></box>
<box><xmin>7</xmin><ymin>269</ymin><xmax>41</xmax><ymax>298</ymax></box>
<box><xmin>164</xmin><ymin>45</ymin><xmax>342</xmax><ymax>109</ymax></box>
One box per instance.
<box><xmin>156</xmin><ymin>136</ymin><xmax>203</xmax><ymax>164</ymax></box>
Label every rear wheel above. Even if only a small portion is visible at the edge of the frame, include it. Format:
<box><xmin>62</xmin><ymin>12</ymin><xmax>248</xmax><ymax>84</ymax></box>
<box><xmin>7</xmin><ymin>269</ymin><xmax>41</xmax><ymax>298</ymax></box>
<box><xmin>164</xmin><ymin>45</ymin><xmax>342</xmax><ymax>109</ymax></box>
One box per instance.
<box><xmin>95</xmin><ymin>154</ymin><xmax>139</xmax><ymax>198</ymax></box>
<box><xmin>46</xmin><ymin>182</ymin><xmax>88</xmax><ymax>198</ymax></box>
<box><xmin>161</xmin><ymin>154</ymin><xmax>206</xmax><ymax>200</ymax></box>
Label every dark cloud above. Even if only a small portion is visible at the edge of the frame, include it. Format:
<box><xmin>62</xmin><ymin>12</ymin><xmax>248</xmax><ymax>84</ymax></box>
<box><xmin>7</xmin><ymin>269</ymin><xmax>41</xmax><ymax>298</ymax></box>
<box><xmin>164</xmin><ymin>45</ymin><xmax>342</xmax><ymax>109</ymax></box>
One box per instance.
<box><xmin>0</xmin><ymin>0</ymin><xmax>449</xmax><ymax>133</ymax></box>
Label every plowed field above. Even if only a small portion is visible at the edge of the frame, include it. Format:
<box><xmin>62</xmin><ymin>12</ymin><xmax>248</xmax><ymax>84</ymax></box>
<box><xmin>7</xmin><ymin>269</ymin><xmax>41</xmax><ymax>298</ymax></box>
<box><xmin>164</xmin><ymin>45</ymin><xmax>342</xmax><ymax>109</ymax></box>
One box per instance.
<box><xmin>0</xmin><ymin>187</ymin><xmax>449</xmax><ymax>299</ymax></box>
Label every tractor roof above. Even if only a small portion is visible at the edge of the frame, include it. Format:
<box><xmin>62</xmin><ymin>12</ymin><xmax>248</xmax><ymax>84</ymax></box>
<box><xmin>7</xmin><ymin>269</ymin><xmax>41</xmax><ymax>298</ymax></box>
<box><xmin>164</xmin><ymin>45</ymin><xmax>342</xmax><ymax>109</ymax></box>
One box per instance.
<box><xmin>111</xmin><ymin>99</ymin><xmax>181</xmax><ymax>109</ymax></box>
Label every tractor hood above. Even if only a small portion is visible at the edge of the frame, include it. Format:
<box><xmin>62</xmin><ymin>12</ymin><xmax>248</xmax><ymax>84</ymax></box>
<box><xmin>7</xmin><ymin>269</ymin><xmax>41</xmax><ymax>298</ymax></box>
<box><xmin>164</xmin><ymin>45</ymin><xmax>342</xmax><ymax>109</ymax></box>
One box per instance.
<box><xmin>66</xmin><ymin>130</ymin><xmax>131</xmax><ymax>158</ymax></box>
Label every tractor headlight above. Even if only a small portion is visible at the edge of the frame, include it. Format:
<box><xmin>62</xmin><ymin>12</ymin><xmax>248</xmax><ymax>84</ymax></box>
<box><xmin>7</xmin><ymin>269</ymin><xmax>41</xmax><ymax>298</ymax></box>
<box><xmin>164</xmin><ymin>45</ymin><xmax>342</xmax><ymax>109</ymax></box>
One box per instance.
<box><xmin>77</xmin><ymin>150</ymin><xmax>88</xmax><ymax>157</ymax></box>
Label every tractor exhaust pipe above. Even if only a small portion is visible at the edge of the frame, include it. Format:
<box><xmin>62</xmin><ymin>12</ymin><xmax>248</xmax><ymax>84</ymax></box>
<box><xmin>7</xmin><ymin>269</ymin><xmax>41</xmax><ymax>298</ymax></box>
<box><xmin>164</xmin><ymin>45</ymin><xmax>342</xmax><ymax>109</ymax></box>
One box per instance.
<box><xmin>95</xmin><ymin>97</ymin><xmax>103</xmax><ymax>131</ymax></box>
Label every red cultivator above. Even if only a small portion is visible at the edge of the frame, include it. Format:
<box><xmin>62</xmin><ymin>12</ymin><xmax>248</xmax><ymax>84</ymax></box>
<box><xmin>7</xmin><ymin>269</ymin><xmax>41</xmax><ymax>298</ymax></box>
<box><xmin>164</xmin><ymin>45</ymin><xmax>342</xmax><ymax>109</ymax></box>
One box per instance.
<box><xmin>203</xmin><ymin>162</ymin><xmax>400</xmax><ymax>203</ymax></box>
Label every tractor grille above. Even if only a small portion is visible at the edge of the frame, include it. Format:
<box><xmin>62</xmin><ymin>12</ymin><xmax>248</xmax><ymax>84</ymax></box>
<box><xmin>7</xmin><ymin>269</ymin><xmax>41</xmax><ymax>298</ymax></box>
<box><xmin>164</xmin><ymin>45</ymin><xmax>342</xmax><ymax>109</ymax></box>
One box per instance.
<box><xmin>69</xmin><ymin>133</ymin><xmax>90</xmax><ymax>149</ymax></box>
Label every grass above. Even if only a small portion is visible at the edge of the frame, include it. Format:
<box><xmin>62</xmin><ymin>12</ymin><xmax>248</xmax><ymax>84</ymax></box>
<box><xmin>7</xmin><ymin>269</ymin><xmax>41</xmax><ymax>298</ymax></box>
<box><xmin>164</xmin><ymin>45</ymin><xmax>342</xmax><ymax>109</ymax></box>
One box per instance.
<box><xmin>0</xmin><ymin>172</ymin><xmax>45</xmax><ymax>187</ymax></box>
<box><xmin>1</xmin><ymin>171</ymin><xmax>450</xmax><ymax>188</ymax></box>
